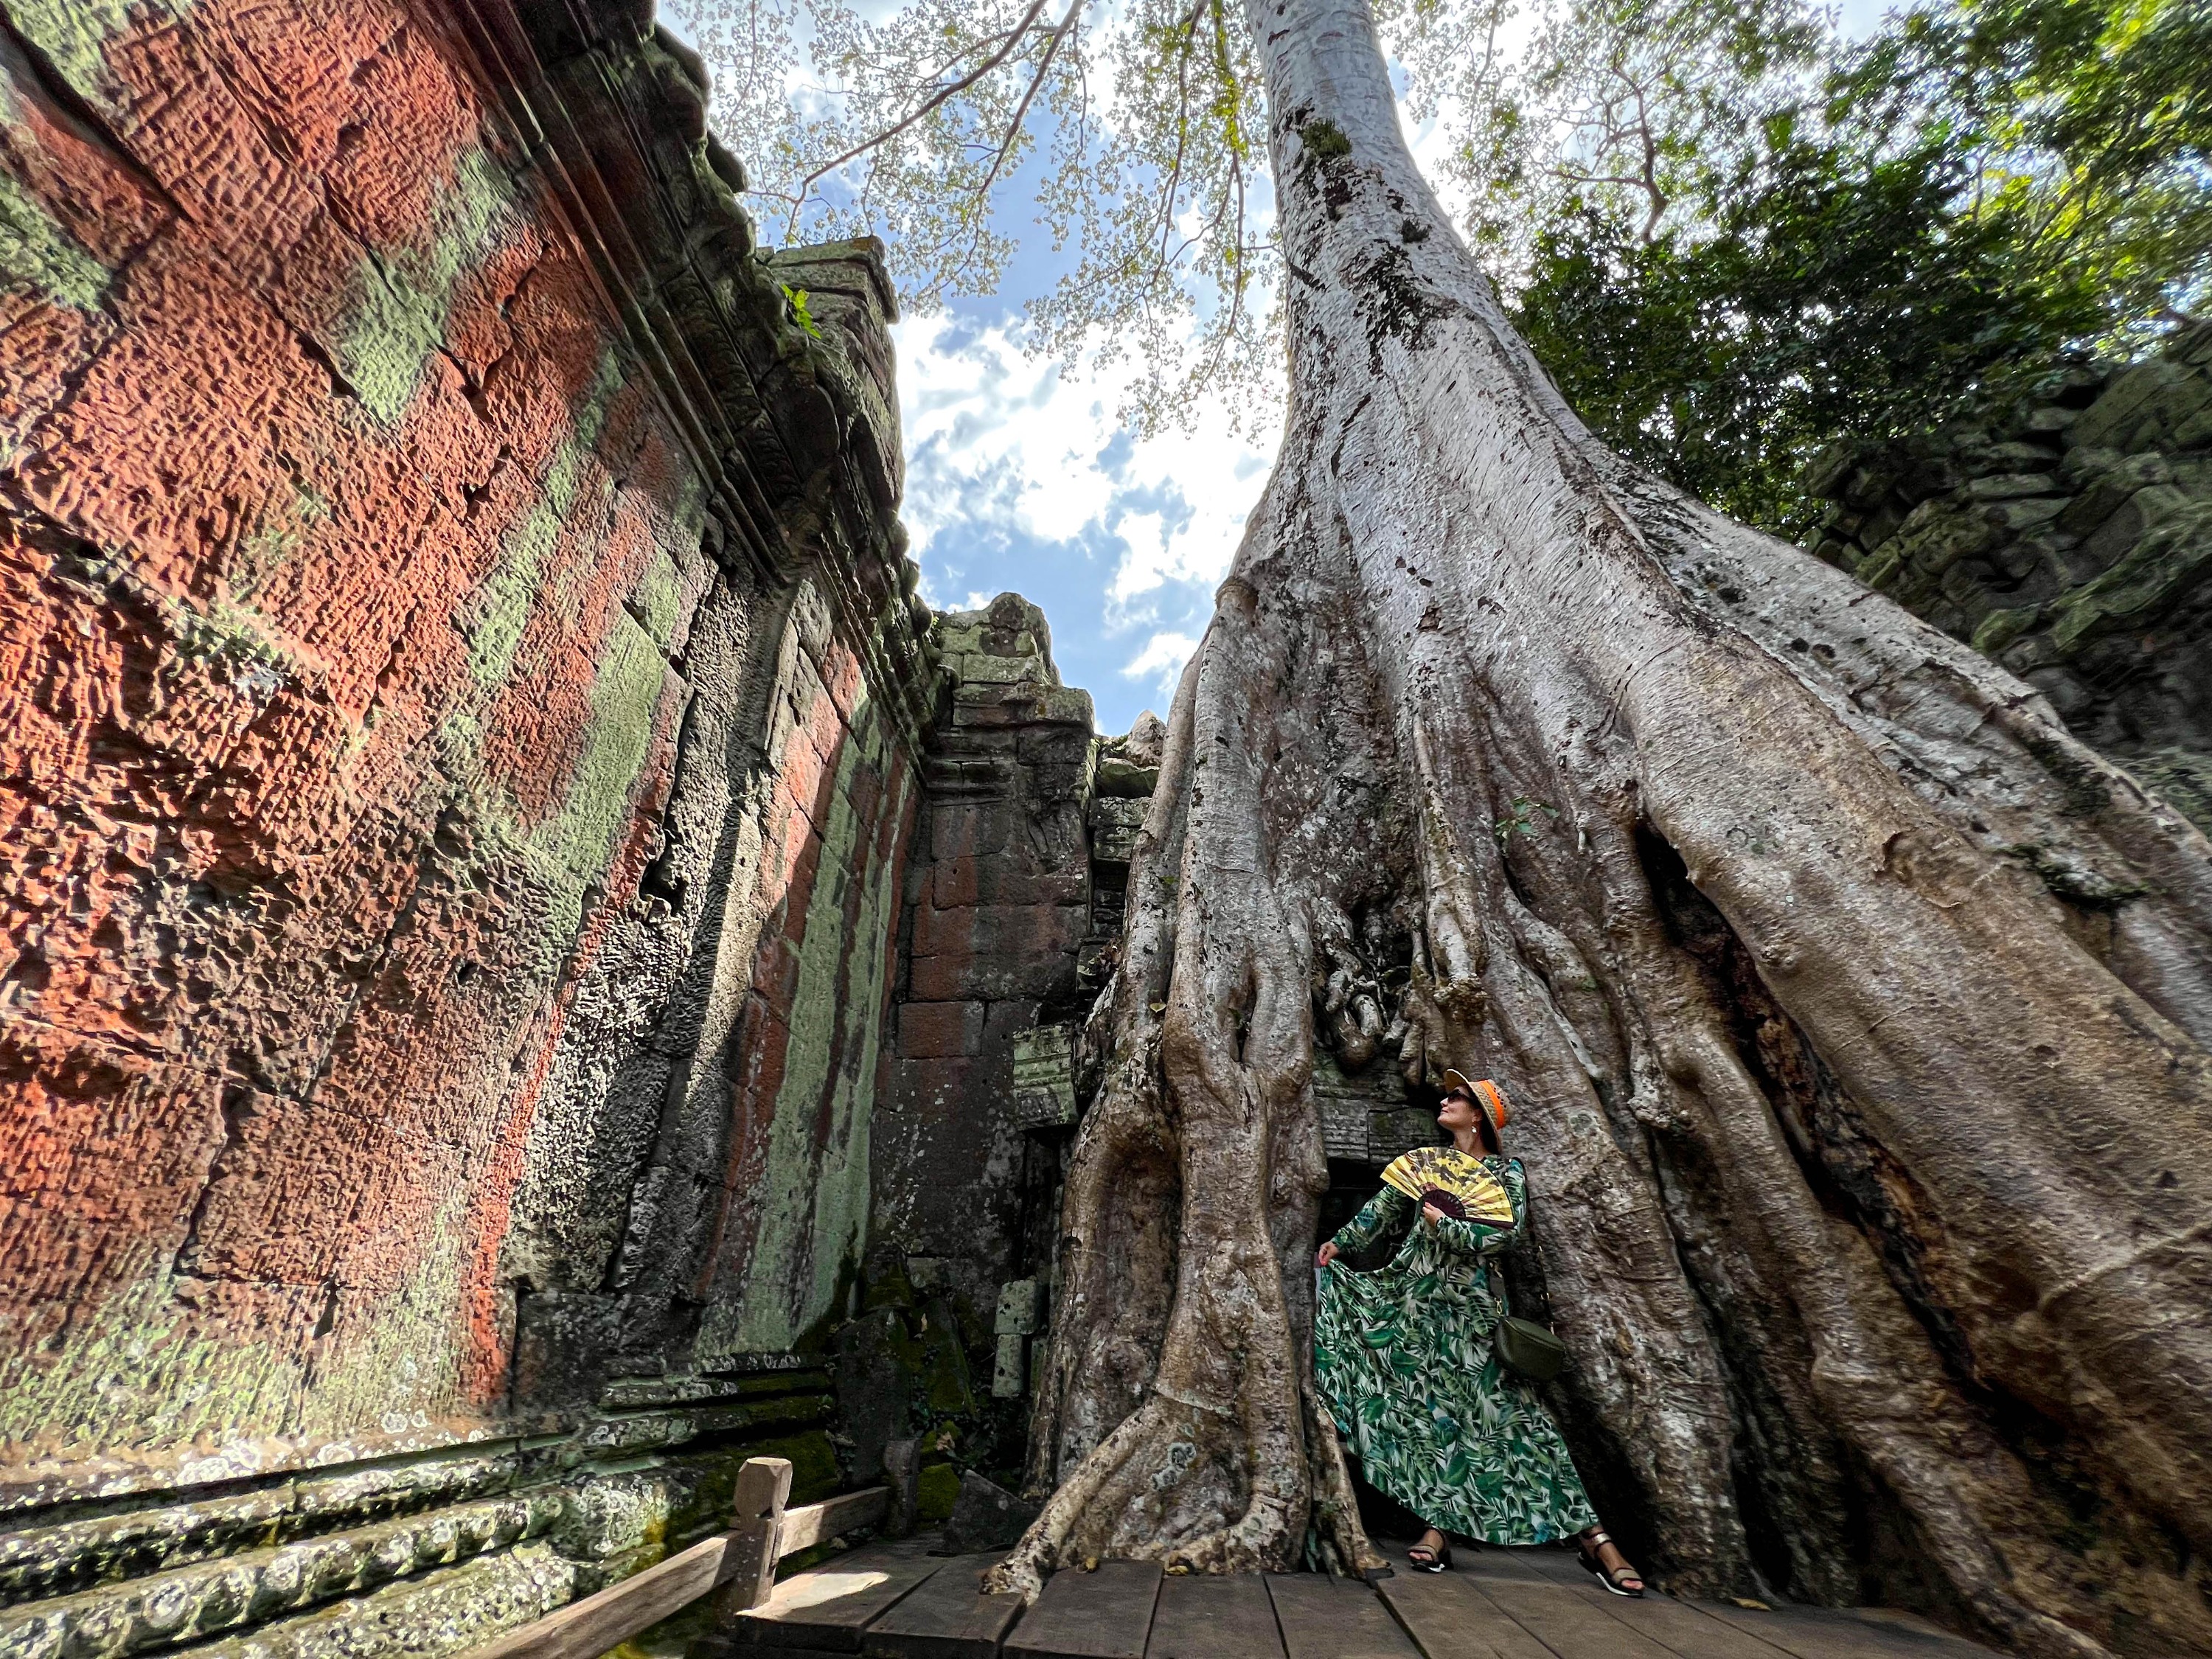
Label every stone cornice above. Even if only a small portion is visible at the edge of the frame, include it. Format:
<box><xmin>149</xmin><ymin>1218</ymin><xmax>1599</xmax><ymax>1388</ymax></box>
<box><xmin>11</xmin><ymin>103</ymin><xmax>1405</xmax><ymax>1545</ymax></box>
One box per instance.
<box><xmin>439</xmin><ymin>0</ymin><xmax>939</xmax><ymax>757</ymax></box>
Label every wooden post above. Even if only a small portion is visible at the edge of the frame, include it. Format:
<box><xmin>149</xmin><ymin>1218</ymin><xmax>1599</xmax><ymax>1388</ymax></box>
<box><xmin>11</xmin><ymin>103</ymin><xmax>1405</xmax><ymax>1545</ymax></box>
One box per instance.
<box><xmin>717</xmin><ymin>1455</ymin><xmax>792</xmax><ymax>1617</ymax></box>
<box><xmin>881</xmin><ymin>1437</ymin><xmax>922</xmax><ymax>1540</ymax></box>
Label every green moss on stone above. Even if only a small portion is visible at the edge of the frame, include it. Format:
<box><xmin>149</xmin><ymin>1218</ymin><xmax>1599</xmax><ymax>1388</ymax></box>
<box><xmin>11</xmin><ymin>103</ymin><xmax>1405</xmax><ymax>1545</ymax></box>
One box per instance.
<box><xmin>469</xmin><ymin>349</ymin><xmax>626</xmax><ymax>689</ymax></box>
<box><xmin>232</xmin><ymin>480</ymin><xmax>328</xmax><ymax>601</ymax></box>
<box><xmin>744</xmin><ymin>1428</ymin><xmax>844</xmax><ymax>1506</ymax></box>
<box><xmin>1</xmin><ymin>0</ymin><xmax>173</xmax><ymax>114</ymax></box>
<box><xmin>532</xmin><ymin>609</ymin><xmax>665</xmax><ymax>939</ymax></box>
<box><xmin>697</xmin><ymin>689</ymin><xmax>912</xmax><ymax>1361</ymax></box>
<box><xmin>341</xmin><ymin>146</ymin><xmax>515</xmax><ymax>426</ymax></box>
<box><xmin>0</xmin><ymin>171</ymin><xmax>109</xmax><ymax>311</ymax></box>
<box><xmin>917</xmin><ymin>1461</ymin><xmax>960</xmax><ymax>1522</ymax></box>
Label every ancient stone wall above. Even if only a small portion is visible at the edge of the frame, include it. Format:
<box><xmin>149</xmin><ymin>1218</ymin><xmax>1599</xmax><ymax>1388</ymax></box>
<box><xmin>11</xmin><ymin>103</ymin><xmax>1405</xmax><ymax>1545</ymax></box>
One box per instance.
<box><xmin>852</xmin><ymin>596</ymin><xmax>1102</xmax><ymax>1488</ymax></box>
<box><xmin>0</xmin><ymin>0</ymin><xmax>936</xmax><ymax>1652</ymax></box>
<box><xmin>1805</xmin><ymin>321</ymin><xmax>2212</xmax><ymax>828</ymax></box>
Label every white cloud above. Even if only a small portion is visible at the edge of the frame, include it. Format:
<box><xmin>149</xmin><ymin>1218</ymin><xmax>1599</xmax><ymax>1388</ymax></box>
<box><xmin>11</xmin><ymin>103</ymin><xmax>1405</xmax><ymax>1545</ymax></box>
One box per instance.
<box><xmin>891</xmin><ymin>313</ymin><xmax>1276</xmax><ymax>625</ymax></box>
<box><xmin>1122</xmin><ymin>630</ymin><xmax>1200</xmax><ymax>704</ymax></box>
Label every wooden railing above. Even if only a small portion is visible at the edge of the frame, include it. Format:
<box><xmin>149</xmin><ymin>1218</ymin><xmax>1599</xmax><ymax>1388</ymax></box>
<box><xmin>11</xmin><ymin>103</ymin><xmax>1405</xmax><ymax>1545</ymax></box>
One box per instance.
<box><xmin>461</xmin><ymin>1441</ymin><xmax>922</xmax><ymax>1659</ymax></box>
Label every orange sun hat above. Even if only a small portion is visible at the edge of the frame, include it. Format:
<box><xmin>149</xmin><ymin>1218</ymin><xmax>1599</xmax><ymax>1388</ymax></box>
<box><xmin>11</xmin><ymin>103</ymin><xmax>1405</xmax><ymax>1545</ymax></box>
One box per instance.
<box><xmin>1438</xmin><ymin>1069</ymin><xmax>1511</xmax><ymax>1135</ymax></box>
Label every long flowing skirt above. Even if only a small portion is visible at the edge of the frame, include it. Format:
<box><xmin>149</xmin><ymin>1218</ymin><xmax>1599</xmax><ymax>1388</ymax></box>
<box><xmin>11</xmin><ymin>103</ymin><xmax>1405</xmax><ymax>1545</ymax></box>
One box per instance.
<box><xmin>1315</xmin><ymin>1250</ymin><xmax>1599</xmax><ymax>1545</ymax></box>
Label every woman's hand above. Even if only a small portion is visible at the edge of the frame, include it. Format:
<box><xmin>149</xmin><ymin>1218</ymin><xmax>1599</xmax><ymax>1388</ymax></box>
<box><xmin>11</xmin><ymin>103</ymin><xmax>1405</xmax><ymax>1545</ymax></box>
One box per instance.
<box><xmin>1422</xmin><ymin>1202</ymin><xmax>1445</xmax><ymax>1226</ymax></box>
<box><xmin>1315</xmin><ymin>1242</ymin><xmax>1339</xmax><ymax>1268</ymax></box>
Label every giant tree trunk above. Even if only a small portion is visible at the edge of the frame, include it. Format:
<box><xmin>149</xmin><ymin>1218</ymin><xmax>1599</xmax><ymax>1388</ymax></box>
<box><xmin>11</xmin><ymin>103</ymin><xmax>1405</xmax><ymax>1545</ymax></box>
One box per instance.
<box><xmin>981</xmin><ymin>0</ymin><xmax>2212</xmax><ymax>1650</ymax></box>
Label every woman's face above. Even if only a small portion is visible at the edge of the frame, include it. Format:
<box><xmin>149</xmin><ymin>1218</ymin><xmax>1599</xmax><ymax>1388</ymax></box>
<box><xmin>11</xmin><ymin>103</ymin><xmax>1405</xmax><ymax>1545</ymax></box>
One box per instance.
<box><xmin>1437</xmin><ymin>1089</ymin><xmax>1480</xmax><ymax>1135</ymax></box>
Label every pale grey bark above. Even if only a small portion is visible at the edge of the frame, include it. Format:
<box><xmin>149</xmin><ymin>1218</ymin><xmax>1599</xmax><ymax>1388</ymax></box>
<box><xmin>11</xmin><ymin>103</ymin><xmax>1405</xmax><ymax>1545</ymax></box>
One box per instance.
<box><xmin>991</xmin><ymin>0</ymin><xmax>2212</xmax><ymax>1651</ymax></box>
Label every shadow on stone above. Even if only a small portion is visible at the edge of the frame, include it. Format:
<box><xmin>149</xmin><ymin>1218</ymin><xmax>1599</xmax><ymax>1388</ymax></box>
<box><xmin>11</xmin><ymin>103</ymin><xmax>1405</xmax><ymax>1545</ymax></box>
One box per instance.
<box><xmin>936</xmin><ymin>1470</ymin><xmax>1042</xmax><ymax>1554</ymax></box>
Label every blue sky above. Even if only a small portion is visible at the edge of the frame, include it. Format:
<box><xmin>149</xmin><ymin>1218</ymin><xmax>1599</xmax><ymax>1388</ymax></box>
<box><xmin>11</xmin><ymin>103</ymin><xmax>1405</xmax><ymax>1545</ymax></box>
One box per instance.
<box><xmin>890</xmin><ymin>291</ymin><xmax>1276</xmax><ymax>737</ymax></box>
<box><xmin>875</xmin><ymin>108</ymin><xmax>1290</xmax><ymax>737</ymax></box>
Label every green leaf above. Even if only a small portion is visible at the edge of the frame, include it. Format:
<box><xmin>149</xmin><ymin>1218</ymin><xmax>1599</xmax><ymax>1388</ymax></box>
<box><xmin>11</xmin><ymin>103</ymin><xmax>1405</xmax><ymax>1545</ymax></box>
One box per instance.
<box><xmin>780</xmin><ymin>283</ymin><xmax>823</xmax><ymax>340</ymax></box>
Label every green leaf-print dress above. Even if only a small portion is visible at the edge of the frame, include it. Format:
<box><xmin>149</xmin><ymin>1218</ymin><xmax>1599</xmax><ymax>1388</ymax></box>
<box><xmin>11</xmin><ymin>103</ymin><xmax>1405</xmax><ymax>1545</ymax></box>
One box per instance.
<box><xmin>1315</xmin><ymin>1157</ymin><xmax>1599</xmax><ymax>1544</ymax></box>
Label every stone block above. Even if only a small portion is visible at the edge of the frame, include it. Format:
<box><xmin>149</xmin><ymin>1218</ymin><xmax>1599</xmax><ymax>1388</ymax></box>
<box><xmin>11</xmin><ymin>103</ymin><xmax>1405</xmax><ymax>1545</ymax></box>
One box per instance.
<box><xmin>1857</xmin><ymin>498</ymin><xmax>1907</xmax><ymax>547</ymax></box>
<box><xmin>1964</xmin><ymin>473</ymin><xmax>2060</xmax><ymax>501</ymax></box>
<box><xmin>1089</xmin><ymin>796</ymin><xmax>1148</xmax><ymax>865</ymax></box>
<box><xmin>1040</xmin><ymin>685</ymin><xmax>1093</xmax><ymax>726</ymax></box>
<box><xmin>906</xmin><ymin>955</ymin><xmax>964</xmax><ymax>1002</ymax></box>
<box><xmin>931</xmin><ymin>801</ymin><xmax>1014</xmax><ymax>860</ymax></box>
<box><xmin>1094</xmin><ymin>755</ymin><xmax>1161</xmax><ymax>797</ymax></box>
<box><xmin>1010</xmin><ymin>1023</ymin><xmax>1079</xmax><ymax>1128</ymax></box>
<box><xmin>1018</xmin><ymin>726</ymin><xmax>1098</xmax><ymax>765</ymax></box>
<box><xmin>913</xmin><ymin>900</ymin><xmax>1086</xmax><ymax>966</ymax></box>
<box><xmin>939</xmin><ymin>1472</ymin><xmax>1041</xmax><ymax>1551</ymax></box>
<box><xmin>931</xmin><ymin>855</ymin><xmax>984</xmax><ymax>909</ymax></box>
<box><xmin>834</xmin><ymin>1307</ymin><xmax>911</xmax><ymax>1487</ymax></box>
<box><xmin>2050</xmin><ymin>501</ymin><xmax>2212</xmax><ymax>654</ymax></box>
<box><xmin>992</xmin><ymin>1334</ymin><xmax>1027</xmax><ymax>1398</ymax></box>
<box><xmin>2085</xmin><ymin>484</ymin><xmax>2191</xmax><ymax>567</ymax></box>
<box><xmin>912</xmin><ymin>942</ymin><xmax>1079</xmax><ymax>1002</ymax></box>
<box><xmin>995</xmin><ymin>1279</ymin><xmax>1046</xmax><ymax>1335</ymax></box>
<box><xmin>1987</xmin><ymin>495</ymin><xmax>2066</xmax><ymax>534</ymax></box>
<box><xmin>958</xmin><ymin>651</ymin><xmax>1043</xmax><ymax>684</ymax></box>
<box><xmin>899</xmin><ymin>1001</ymin><xmax>987</xmax><ymax>1058</ymax></box>
<box><xmin>948</xmin><ymin>681</ymin><xmax>1095</xmax><ymax>731</ymax></box>
<box><xmin>932</xmin><ymin>857</ymin><xmax>1087</xmax><ymax>909</ymax></box>
<box><xmin>1802</xmin><ymin>437</ymin><xmax>1860</xmax><ymax>498</ymax></box>
<box><xmin>2071</xmin><ymin>358</ymin><xmax>2197</xmax><ymax>451</ymax></box>
<box><xmin>2059</xmin><ymin>452</ymin><xmax>2171</xmax><ymax>535</ymax></box>
<box><xmin>1312</xmin><ymin>1051</ymin><xmax>1422</xmax><ymax>1167</ymax></box>
<box><xmin>1971</xmin><ymin>607</ymin><xmax>2042</xmax><ymax>655</ymax></box>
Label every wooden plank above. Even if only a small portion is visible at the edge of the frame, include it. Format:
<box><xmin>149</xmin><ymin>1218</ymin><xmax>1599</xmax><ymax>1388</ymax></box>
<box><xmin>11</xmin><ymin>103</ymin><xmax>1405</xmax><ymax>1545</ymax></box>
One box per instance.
<box><xmin>1146</xmin><ymin>1573</ymin><xmax>1284</xmax><ymax>1659</ymax></box>
<box><xmin>1485</xmin><ymin>1548</ymin><xmax>1956</xmax><ymax>1659</ymax></box>
<box><xmin>1449</xmin><ymin>1549</ymin><xmax>1560</xmax><ymax>1586</ymax></box>
<box><xmin>734</xmin><ymin>1545</ymin><xmax>944</xmax><ymax>1652</ymax></box>
<box><xmin>1374</xmin><ymin>1569</ymin><xmax>1556</xmax><ymax>1659</ymax></box>
<box><xmin>1004</xmin><ymin>1561</ymin><xmax>1163</xmax><ymax>1659</ymax></box>
<box><xmin>863</xmin><ymin>1553</ymin><xmax>1026</xmax><ymax>1658</ymax></box>
<box><xmin>1497</xmin><ymin>1548</ymin><xmax>1588</xmax><ymax>1587</ymax></box>
<box><xmin>1695</xmin><ymin>1603</ymin><xmax>1997</xmax><ymax>1659</ymax></box>
<box><xmin>782</xmin><ymin>1487</ymin><xmax>893</xmax><ymax>1556</ymax></box>
<box><xmin>1265</xmin><ymin>1572</ymin><xmax>1421</xmax><ymax>1659</ymax></box>
<box><xmin>1575</xmin><ymin>1593</ymin><xmax>1802</xmax><ymax>1659</ymax></box>
<box><xmin>461</xmin><ymin>1533</ymin><xmax>731</xmax><ymax>1659</ymax></box>
<box><xmin>1462</xmin><ymin>1574</ymin><xmax>1683</xmax><ymax>1659</ymax></box>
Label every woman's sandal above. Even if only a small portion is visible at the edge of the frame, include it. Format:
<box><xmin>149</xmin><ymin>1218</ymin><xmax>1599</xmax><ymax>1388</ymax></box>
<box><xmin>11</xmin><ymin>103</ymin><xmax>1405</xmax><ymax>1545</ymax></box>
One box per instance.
<box><xmin>1407</xmin><ymin>1531</ymin><xmax>1453</xmax><ymax>1573</ymax></box>
<box><xmin>1576</xmin><ymin>1530</ymin><xmax>1645</xmax><ymax>1598</ymax></box>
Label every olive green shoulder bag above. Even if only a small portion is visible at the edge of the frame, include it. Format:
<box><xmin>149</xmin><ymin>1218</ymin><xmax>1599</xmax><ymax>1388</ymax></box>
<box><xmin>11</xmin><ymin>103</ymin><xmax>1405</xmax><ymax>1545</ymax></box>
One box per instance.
<box><xmin>1493</xmin><ymin>1315</ymin><xmax>1566</xmax><ymax>1382</ymax></box>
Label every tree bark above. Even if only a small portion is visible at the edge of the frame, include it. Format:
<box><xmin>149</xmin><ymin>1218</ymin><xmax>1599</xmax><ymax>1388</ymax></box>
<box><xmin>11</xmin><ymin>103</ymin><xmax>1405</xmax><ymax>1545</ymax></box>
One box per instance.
<box><xmin>987</xmin><ymin>1</ymin><xmax>2212</xmax><ymax>1651</ymax></box>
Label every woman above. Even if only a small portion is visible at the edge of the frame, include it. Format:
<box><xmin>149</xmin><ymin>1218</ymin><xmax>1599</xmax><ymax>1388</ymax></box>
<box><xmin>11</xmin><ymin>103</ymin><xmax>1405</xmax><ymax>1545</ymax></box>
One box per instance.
<box><xmin>1315</xmin><ymin>1071</ymin><xmax>1646</xmax><ymax>1594</ymax></box>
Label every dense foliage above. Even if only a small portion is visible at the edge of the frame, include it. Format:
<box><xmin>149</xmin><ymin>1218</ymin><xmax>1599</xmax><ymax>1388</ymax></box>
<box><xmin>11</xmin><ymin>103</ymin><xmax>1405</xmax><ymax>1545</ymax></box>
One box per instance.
<box><xmin>1500</xmin><ymin>0</ymin><xmax>2211</xmax><ymax>533</ymax></box>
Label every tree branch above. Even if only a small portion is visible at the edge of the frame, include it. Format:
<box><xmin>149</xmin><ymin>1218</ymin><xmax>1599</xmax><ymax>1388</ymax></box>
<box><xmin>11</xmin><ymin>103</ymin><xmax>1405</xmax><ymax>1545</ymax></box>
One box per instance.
<box><xmin>791</xmin><ymin>0</ymin><xmax>1054</xmax><ymax>204</ymax></box>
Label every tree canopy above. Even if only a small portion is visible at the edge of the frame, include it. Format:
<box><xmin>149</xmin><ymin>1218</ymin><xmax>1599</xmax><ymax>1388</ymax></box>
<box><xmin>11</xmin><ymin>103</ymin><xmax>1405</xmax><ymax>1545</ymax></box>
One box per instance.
<box><xmin>1505</xmin><ymin>0</ymin><xmax>2212</xmax><ymax>532</ymax></box>
<box><xmin>677</xmin><ymin>0</ymin><xmax>2211</xmax><ymax>504</ymax></box>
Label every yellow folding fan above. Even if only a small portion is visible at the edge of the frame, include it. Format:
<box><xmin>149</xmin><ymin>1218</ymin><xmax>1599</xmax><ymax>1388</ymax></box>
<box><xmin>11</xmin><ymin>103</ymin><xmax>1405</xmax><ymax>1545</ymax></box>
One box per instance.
<box><xmin>1379</xmin><ymin>1144</ymin><xmax>1515</xmax><ymax>1226</ymax></box>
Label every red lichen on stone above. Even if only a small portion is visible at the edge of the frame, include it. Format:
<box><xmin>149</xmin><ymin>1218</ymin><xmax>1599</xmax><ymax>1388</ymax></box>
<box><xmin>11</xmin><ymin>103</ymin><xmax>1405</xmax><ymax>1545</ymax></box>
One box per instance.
<box><xmin>0</xmin><ymin>0</ymin><xmax>709</xmax><ymax>1470</ymax></box>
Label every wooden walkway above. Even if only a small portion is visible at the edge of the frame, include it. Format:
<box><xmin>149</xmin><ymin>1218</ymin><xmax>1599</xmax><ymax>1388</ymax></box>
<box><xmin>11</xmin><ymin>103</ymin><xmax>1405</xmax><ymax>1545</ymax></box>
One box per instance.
<box><xmin>704</xmin><ymin>1534</ymin><xmax>2005</xmax><ymax>1659</ymax></box>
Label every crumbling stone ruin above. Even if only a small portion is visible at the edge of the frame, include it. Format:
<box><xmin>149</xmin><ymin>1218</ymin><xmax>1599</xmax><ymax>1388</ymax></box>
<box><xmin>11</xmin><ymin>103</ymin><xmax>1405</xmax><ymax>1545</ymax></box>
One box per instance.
<box><xmin>1804</xmin><ymin>321</ymin><xmax>2212</xmax><ymax>829</ymax></box>
<box><xmin>0</xmin><ymin>0</ymin><xmax>1101</xmax><ymax>1652</ymax></box>
<box><xmin>4</xmin><ymin>0</ymin><xmax>2208</xmax><ymax>1652</ymax></box>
